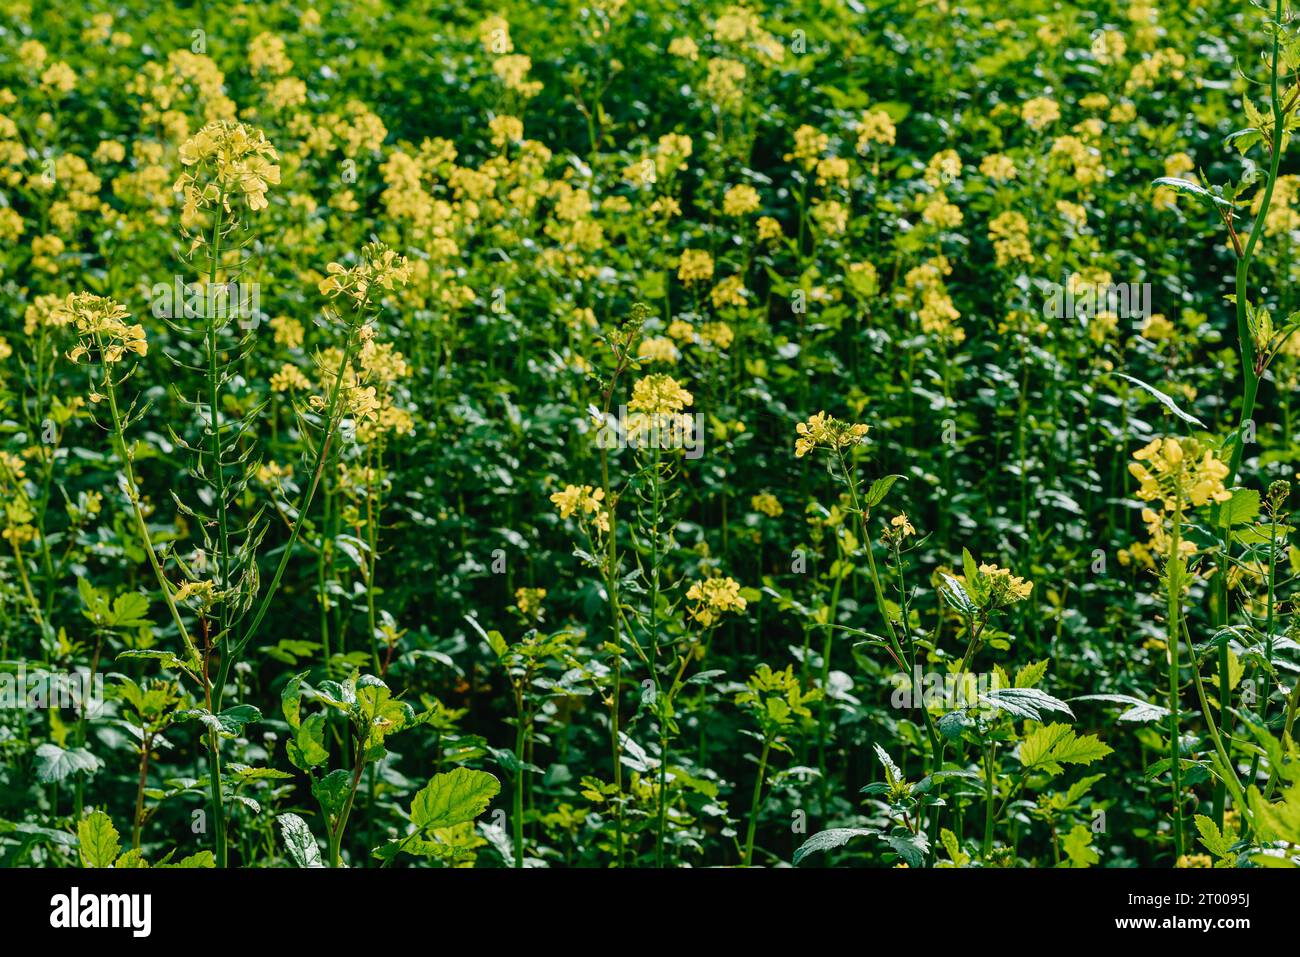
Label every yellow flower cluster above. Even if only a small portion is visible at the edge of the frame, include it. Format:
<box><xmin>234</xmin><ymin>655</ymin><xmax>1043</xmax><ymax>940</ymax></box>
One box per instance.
<box><xmin>722</xmin><ymin>184</ymin><xmax>761</xmax><ymax>216</ymax></box>
<box><xmin>319</xmin><ymin>242</ymin><xmax>413</xmax><ymax>308</ymax></box>
<box><xmin>1021</xmin><ymin>96</ymin><xmax>1061</xmax><ymax>131</ymax></box>
<box><xmin>61</xmin><ymin>293</ymin><xmax>147</xmax><ymax>366</ymax></box>
<box><xmin>515</xmin><ymin>586</ymin><xmax>546</xmax><ymax>619</ymax></box>
<box><xmin>550</xmin><ymin>483</ymin><xmax>609</xmax><ymax>533</ymax></box>
<box><xmin>174</xmin><ymin>120</ymin><xmax>281</xmax><ymax>215</ymax></box>
<box><xmin>628</xmin><ymin>374</ymin><xmax>693</xmax><ymax>415</ymax></box>
<box><xmin>751</xmin><ymin>493</ymin><xmax>783</xmax><ymax>517</ymax></box>
<box><xmin>677</xmin><ymin>248</ymin><xmax>715</xmax><ymax>283</ymax></box>
<box><xmin>857</xmin><ymin>108</ymin><xmax>896</xmax><ymax>150</ymax></box>
<box><xmin>988</xmin><ymin>211</ymin><xmax>1033</xmax><ymax>266</ymax></box>
<box><xmin>685</xmin><ymin>576</ymin><xmax>747</xmax><ymax>627</ymax></box>
<box><xmin>794</xmin><ymin>411</ymin><xmax>869</xmax><ymax>458</ymax></box>
<box><xmin>972</xmin><ymin>562</ymin><xmax>1034</xmax><ymax>608</ymax></box>
<box><xmin>1128</xmin><ymin>437</ymin><xmax>1231</xmax><ymax>512</ymax></box>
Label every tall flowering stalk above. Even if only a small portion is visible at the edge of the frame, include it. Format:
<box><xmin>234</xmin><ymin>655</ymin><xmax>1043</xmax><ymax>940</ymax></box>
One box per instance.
<box><xmin>68</xmin><ymin>119</ymin><xmax>410</xmax><ymax>866</ymax></box>
<box><xmin>1128</xmin><ymin>436</ymin><xmax>1232</xmax><ymax>858</ymax></box>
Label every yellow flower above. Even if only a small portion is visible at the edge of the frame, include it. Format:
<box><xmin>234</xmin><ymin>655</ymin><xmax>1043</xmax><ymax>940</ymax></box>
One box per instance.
<box><xmin>722</xmin><ymin>184</ymin><xmax>761</xmax><ymax>216</ymax></box>
<box><xmin>628</xmin><ymin>374</ymin><xmax>693</xmax><ymax>414</ymax></box>
<box><xmin>786</xmin><ymin>124</ymin><xmax>828</xmax><ymax>168</ymax></box>
<box><xmin>319</xmin><ymin>242</ymin><xmax>412</xmax><ymax>307</ymax></box>
<box><xmin>757</xmin><ymin>216</ymin><xmax>784</xmax><ymax>242</ymax></box>
<box><xmin>751</xmin><ymin>493</ymin><xmax>783</xmax><ymax>517</ymax></box>
<box><xmin>924</xmin><ymin>150</ymin><xmax>962</xmax><ymax>188</ymax></box>
<box><xmin>891</xmin><ymin>513</ymin><xmax>916</xmax><ymax>538</ymax></box>
<box><xmin>489</xmin><ymin>115</ymin><xmax>524</xmax><ymax>148</ymax></box>
<box><xmin>550</xmin><ymin>484</ymin><xmax>609</xmax><ymax>532</ymax></box>
<box><xmin>1128</xmin><ymin>437</ymin><xmax>1231</xmax><ymax>511</ymax></box>
<box><xmin>271</xmin><ymin>364</ymin><xmax>311</xmax><ymax>392</ymax></box>
<box><xmin>980</xmin><ymin>153</ymin><xmax>1017</xmax><ymax>181</ymax></box>
<box><xmin>677</xmin><ymin>249</ymin><xmax>715</xmax><ymax>284</ymax></box>
<box><xmin>174</xmin><ymin>120</ymin><xmax>281</xmax><ymax>214</ymax></box>
<box><xmin>59</xmin><ymin>293</ymin><xmax>146</xmax><ymax>366</ymax></box>
<box><xmin>639</xmin><ymin>336</ymin><xmax>679</xmax><ymax>364</ymax></box>
<box><xmin>515</xmin><ymin>587</ymin><xmax>546</xmax><ymax>619</ymax></box>
<box><xmin>685</xmin><ymin>576</ymin><xmax>747</xmax><ymax>627</ymax></box>
<box><xmin>669</xmin><ymin>35</ymin><xmax>699</xmax><ymax>60</ymax></box>
<box><xmin>1021</xmin><ymin>96</ymin><xmax>1061</xmax><ymax>131</ymax></box>
<box><xmin>794</xmin><ymin>411</ymin><xmax>869</xmax><ymax>458</ymax></box>
<box><xmin>857</xmin><ymin>109</ymin><xmax>896</xmax><ymax>150</ymax></box>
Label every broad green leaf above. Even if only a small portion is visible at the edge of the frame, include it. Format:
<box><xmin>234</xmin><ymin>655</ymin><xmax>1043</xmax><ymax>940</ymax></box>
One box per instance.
<box><xmin>883</xmin><ymin>827</ymin><xmax>929</xmax><ymax>867</ymax></box>
<box><xmin>980</xmin><ymin>687</ymin><xmax>1075</xmax><ymax>722</ymax></box>
<box><xmin>864</xmin><ymin>474</ymin><xmax>904</xmax><ymax>508</ymax></box>
<box><xmin>792</xmin><ymin>827</ymin><xmax>877</xmax><ymax>865</ymax></box>
<box><xmin>1062</xmin><ymin>824</ymin><xmax>1099</xmax><ymax>867</ymax></box>
<box><xmin>1151</xmin><ymin>176</ymin><xmax>1237</xmax><ymax>210</ymax></box>
<box><xmin>276</xmin><ymin>813</ymin><xmax>323</xmax><ymax>868</ymax></box>
<box><xmin>1018</xmin><ymin>723</ymin><xmax>1113</xmax><ymax>773</ymax></box>
<box><xmin>1071</xmin><ymin>694</ymin><xmax>1170</xmax><ymax>723</ymax></box>
<box><xmin>410</xmin><ymin>767</ymin><xmax>501</xmax><ymax>831</ymax></box>
<box><xmin>35</xmin><ymin>743</ymin><xmax>103</xmax><ymax>783</ymax></box>
<box><xmin>77</xmin><ymin>810</ymin><xmax>120</xmax><ymax>868</ymax></box>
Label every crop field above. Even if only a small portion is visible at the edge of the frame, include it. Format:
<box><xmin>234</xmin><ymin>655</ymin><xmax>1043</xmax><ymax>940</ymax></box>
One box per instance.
<box><xmin>0</xmin><ymin>0</ymin><xmax>1299</xmax><ymax>884</ymax></box>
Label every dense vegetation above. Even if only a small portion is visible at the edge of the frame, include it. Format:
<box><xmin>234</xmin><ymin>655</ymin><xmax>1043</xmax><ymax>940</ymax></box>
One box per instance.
<box><xmin>2</xmin><ymin>0</ymin><xmax>1300</xmax><ymax>870</ymax></box>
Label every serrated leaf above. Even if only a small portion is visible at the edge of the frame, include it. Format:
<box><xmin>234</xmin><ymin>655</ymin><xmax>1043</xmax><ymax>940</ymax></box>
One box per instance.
<box><xmin>1194</xmin><ymin>814</ymin><xmax>1234</xmax><ymax>858</ymax></box>
<box><xmin>1062</xmin><ymin>824</ymin><xmax>1099</xmax><ymax>867</ymax></box>
<box><xmin>35</xmin><ymin>743</ymin><xmax>103</xmax><ymax>783</ymax></box>
<box><xmin>1072</xmin><ymin>693</ymin><xmax>1171</xmax><ymax>723</ymax></box>
<box><xmin>1015</xmin><ymin>659</ymin><xmax>1050</xmax><ymax>688</ymax></box>
<box><xmin>1018</xmin><ymin>723</ymin><xmax>1113</xmax><ymax>773</ymax></box>
<box><xmin>77</xmin><ymin>811</ymin><xmax>120</xmax><ymax>868</ymax></box>
<box><xmin>980</xmin><ymin>687</ymin><xmax>1075</xmax><ymax>722</ymax></box>
<box><xmin>410</xmin><ymin>767</ymin><xmax>501</xmax><ymax>831</ymax></box>
<box><xmin>792</xmin><ymin>827</ymin><xmax>877</xmax><ymax>865</ymax></box>
<box><xmin>276</xmin><ymin>813</ymin><xmax>323</xmax><ymax>868</ymax></box>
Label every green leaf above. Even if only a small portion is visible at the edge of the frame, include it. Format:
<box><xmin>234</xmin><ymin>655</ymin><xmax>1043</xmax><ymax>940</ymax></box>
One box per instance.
<box><xmin>1062</xmin><ymin>824</ymin><xmax>1100</xmax><ymax>867</ymax></box>
<box><xmin>77</xmin><ymin>811</ymin><xmax>121</xmax><ymax>868</ymax></box>
<box><xmin>1072</xmin><ymin>694</ymin><xmax>1170</xmax><ymax>723</ymax></box>
<box><xmin>864</xmin><ymin>474</ymin><xmax>905</xmax><ymax>508</ymax></box>
<box><xmin>276</xmin><ymin>813</ymin><xmax>323</xmax><ymax>868</ymax></box>
<box><xmin>465</xmin><ymin>614</ymin><xmax>509</xmax><ymax>659</ymax></box>
<box><xmin>281</xmin><ymin>671</ymin><xmax>309</xmax><ymax>729</ymax></box>
<box><xmin>939</xmin><ymin>828</ymin><xmax>970</xmax><ymax>866</ymax></box>
<box><xmin>873</xmin><ymin>743</ymin><xmax>903</xmax><ymax>788</ymax></box>
<box><xmin>410</xmin><ymin>768</ymin><xmax>501</xmax><ymax>831</ymax></box>
<box><xmin>35</xmin><ymin>743</ymin><xmax>103</xmax><ymax>783</ymax></box>
<box><xmin>178</xmin><ymin>704</ymin><xmax>262</xmax><ymax>738</ymax></box>
<box><xmin>288</xmin><ymin>712</ymin><xmax>328</xmax><ymax>769</ymax></box>
<box><xmin>1194</xmin><ymin>814</ymin><xmax>1234</xmax><ymax>859</ymax></box>
<box><xmin>312</xmin><ymin>769</ymin><xmax>353</xmax><ymax>821</ymax></box>
<box><xmin>883</xmin><ymin>827</ymin><xmax>929</xmax><ymax>867</ymax></box>
<box><xmin>980</xmin><ymin>687</ymin><xmax>1075</xmax><ymax>722</ymax></box>
<box><xmin>1018</xmin><ymin>723</ymin><xmax>1113</xmax><ymax>773</ymax></box>
<box><xmin>939</xmin><ymin>574</ymin><xmax>977</xmax><ymax>617</ymax></box>
<box><xmin>108</xmin><ymin>592</ymin><xmax>151</xmax><ymax>628</ymax></box>
<box><xmin>1112</xmin><ymin>372</ymin><xmax>1206</xmax><ymax>428</ymax></box>
<box><xmin>1014</xmin><ymin>659</ymin><xmax>1050</xmax><ymax>688</ymax></box>
<box><xmin>115</xmin><ymin>649</ymin><xmax>193</xmax><ymax>672</ymax></box>
<box><xmin>1151</xmin><ymin>176</ymin><xmax>1238</xmax><ymax>210</ymax></box>
<box><xmin>792</xmin><ymin>827</ymin><xmax>877</xmax><ymax>865</ymax></box>
<box><xmin>1210</xmin><ymin>488</ymin><xmax>1260</xmax><ymax>528</ymax></box>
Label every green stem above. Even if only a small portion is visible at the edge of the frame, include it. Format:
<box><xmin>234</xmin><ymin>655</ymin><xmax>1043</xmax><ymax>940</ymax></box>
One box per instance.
<box><xmin>742</xmin><ymin>738</ymin><xmax>772</xmax><ymax>866</ymax></box>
